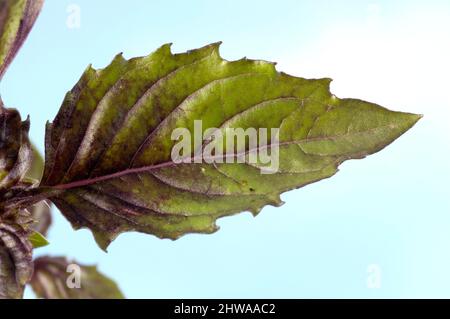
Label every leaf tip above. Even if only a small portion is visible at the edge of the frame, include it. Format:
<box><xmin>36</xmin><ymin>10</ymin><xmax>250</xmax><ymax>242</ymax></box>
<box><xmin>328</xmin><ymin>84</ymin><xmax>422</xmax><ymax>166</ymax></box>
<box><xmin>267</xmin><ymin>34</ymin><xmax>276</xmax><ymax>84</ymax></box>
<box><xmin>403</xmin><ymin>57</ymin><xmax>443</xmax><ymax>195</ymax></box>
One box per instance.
<box><xmin>209</xmin><ymin>41</ymin><xmax>222</xmax><ymax>53</ymax></box>
<box><xmin>22</xmin><ymin>115</ymin><xmax>31</xmax><ymax>129</ymax></box>
<box><xmin>94</xmin><ymin>234</ymin><xmax>112</xmax><ymax>253</ymax></box>
<box><xmin>29</xmin><ymin>231</ymin><xmax>50</xmax><ymax>248</ymax></box>
<box><xmin>84</xmin><ymin>63</ymin><xmax>94</xmax><ymax>74</ymax></box>
<box><xmin>324</xmin><ymin>77</ymin><xmax>333</xmax><ymax>85</ymax></box>
<box><xmin>402</xmin><ymin>112</ymin><xmax>423</xmax><ymax>131</ymax></box>
<box><xmin>159</xmin><ymin>42</ymin><xmax>173</xmax><ymax>54</ymax></box>
<box><xmin>249</xmin><ymin>207</ymin><xmax>262</xmax><ymax>216</ymax></box>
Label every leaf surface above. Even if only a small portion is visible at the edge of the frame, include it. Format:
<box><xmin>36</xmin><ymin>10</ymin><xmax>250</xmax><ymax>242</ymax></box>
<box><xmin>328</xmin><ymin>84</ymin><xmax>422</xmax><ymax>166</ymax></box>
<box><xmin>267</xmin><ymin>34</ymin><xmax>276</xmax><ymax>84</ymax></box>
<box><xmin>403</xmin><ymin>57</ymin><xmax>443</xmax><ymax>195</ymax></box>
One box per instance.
<box><xmin>0</xmin><ymin>221</ymin><xmax>33</xmax><ymax>299</ymax></box>
<box><xmin>0</xmin><ymin>99</ymin><xmax>37</xmax><ymax>298</ymax></box>
<box><xmin>30</xmin><ymin>256</ymin><xmax>124</xmax><ymax>299</ymax></box>
<box><xmin>0</xmin><ymin>98</ymin><xmax>33</xmax><ymax>210</ymax></box>
<box><xmin>0</xmin><ymin>0</ymin><xmax>44</xmax><ymax>79</ymax></box>
<box><xmin>40</xmin><ymin>43</ymin><xmax>421</xmax><ymax>250</ymax></box>
<box><xmin>28</xmin><ymin>230</ymin><xmax>48</xmax><ymax>248</ymax></box>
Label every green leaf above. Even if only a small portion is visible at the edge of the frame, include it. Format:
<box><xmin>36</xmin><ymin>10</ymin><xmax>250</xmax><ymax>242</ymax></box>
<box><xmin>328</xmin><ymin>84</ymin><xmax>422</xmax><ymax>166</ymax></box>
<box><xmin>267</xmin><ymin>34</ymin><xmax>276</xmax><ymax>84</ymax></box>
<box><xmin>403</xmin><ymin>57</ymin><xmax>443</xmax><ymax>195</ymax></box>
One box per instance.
<box><xmin>28</xmin><ymin>230</ymin><xmax>48</xmax><ymax>248</ymax></box>
<box><xmin>39</xmin><ymin>43</ymin><xmax>421</xmax><ymax>250</ymax></box>
<box><xmin>0</xmin><ymin>221</ymin><xmax>33</xmax><ymax>299</ymax></box>
<box><xmin>0</xmin><ymin>0</ymin><xmax>44</xmax><ymax>79</ymax></box>
<box><xmin>30</xmin><ymin>256</ymin><xmax>124</xmax><ymax>299</ymax></box>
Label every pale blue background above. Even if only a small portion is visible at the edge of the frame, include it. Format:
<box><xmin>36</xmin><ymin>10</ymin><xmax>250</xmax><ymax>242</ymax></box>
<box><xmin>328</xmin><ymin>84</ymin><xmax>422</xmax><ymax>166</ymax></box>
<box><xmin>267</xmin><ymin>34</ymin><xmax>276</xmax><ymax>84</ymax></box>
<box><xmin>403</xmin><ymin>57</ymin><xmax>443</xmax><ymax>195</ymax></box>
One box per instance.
<box><xmin>1</xmin><ymin>0</ymin><xmax>448</xmax><ymax>298</ymax></box>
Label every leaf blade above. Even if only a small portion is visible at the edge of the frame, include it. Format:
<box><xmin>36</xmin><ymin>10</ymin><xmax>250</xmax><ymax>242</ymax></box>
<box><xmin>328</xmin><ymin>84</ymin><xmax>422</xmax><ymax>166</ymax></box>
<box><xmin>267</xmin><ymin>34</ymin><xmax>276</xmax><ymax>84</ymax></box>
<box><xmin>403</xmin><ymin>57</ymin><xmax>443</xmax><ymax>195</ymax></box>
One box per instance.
<box><xmin>30</xmin><ymin>256</ymin><xmax>124</xmax><ymax>299</ymax></box>
<box><xmin>0</xmin><ymin>221</ymin><xmax>33</xmax><ymax>299</ymax></box>
<box><xmin>28</xmin><ymin>230</ymin><xmax>48</xmax><ymax>248</ymax></box>
<box><xmin>0</xmin><ymin>0</ymin><xmax>44</xmax><ymax>79</ymax></box>
<box><xmin>0</xmin><ymin>99</ymin><xmax>33</xmax><ymax>191</ymax></box>
<box><xmin>40</xmin><ymin>43</ymin><xmax>421</xmax><ymax>250</ymax></box>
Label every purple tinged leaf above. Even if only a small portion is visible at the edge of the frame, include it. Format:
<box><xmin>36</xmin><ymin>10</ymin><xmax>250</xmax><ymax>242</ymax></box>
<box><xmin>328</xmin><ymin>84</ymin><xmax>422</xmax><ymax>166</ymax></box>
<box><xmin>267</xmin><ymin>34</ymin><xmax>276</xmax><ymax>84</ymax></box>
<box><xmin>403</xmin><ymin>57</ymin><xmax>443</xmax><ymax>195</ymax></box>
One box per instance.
<box><xmin>0</xmin><ymin>98</ymin><xmax>33</xmax><ymax>210</ymax></box>
<box><xmin>38</xmin><ymin>43</ymin><xmax>421</xmax><ymax>250</ymax></box>
<box><xmin>0</xmin><ymin>0</ymin><xmax>44</xmax><ymax>80</ymax></box>
<box><xmin>0</xmin><ymin>221</ymin><xmax>33</xmax><ymax>299</ymax></box>
<box><xmin>31</xmin><ymin>256</ymin><xmax>124</xmax><ymax>299</ymax></box>
<box><xmin>0</xmin><ymin>105</ymin><xmax>47</xmax><ymax>297</ymax></box>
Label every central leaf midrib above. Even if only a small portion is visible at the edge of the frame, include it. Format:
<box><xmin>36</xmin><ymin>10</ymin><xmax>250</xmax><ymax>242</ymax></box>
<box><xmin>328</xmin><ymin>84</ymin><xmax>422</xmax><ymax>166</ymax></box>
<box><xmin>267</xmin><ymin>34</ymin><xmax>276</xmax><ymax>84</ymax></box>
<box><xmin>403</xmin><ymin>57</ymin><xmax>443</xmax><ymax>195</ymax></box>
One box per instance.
<box><xmin>49</xmin><ymin>123</ymin><xmax>398</xmax><ymax>192</ymax></box>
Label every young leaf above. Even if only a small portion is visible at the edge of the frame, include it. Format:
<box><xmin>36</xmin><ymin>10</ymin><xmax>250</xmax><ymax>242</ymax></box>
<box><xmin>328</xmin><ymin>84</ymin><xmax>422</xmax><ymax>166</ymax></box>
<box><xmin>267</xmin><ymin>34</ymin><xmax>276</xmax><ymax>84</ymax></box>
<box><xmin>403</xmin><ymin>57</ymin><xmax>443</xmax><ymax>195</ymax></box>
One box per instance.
<box><xmin>0</xmin><ymin>98</ymin><xmax>33</xmax><ymax>208</ymax></box>
<box><xmin>28</xmin><ymin>230</ymin><xmax>48</xmax><ymax>248</ymax></box>
<box><xmin>31</xmin><ymin>256</ymin><xmax>124</xmax><ymax>299</ymax></box>
<box><xmin>39</xmin><ymin>43</ymin><xmax>421</xmax><ymax>250</ymax></box>
<box><xmin>0</xmin><ymin>101</ymin><xmax>51</xmax><ymax>230</ymax></box>
<box><xmin>0</xmin><ymin>221</ymin><xmax>33</xmax><ymax>299</ymax></box>
<box><xmin>0</xmin><ymin>0</ymin><xmax>44</xmax><ymax>79</ymax></box>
